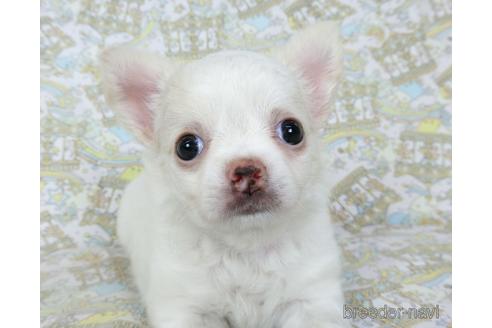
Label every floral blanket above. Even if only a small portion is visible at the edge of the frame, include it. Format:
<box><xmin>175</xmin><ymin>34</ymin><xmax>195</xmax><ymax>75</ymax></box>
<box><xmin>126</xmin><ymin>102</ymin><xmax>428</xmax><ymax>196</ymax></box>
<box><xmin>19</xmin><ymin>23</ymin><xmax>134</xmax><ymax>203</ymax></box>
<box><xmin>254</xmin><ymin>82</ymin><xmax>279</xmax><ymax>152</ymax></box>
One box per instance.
<box><xmin>41</xmin><ymin>0</ymin><xmax>452</xmax><ymax>327</ymax></box>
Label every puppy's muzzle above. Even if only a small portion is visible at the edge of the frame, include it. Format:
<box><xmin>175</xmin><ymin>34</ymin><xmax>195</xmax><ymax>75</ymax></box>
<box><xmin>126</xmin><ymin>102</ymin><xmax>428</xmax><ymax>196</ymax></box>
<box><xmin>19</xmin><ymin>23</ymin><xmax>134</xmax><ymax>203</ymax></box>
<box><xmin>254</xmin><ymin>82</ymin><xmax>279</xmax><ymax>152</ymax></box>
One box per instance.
<box><xmin>225</xmin><ymin>158</ymin><xmax>279</xmax><ymax>216</ymax></box>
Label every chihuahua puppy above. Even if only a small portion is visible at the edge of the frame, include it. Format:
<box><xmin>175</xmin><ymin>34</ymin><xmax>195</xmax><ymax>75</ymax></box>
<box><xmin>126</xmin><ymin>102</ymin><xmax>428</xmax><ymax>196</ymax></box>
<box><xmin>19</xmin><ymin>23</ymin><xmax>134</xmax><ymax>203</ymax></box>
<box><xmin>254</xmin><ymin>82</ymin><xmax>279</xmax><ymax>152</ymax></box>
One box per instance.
<box><xmin>102</xmin><ymin>22</ymin><xmax>346</xmax><ymax>328</ymax></box>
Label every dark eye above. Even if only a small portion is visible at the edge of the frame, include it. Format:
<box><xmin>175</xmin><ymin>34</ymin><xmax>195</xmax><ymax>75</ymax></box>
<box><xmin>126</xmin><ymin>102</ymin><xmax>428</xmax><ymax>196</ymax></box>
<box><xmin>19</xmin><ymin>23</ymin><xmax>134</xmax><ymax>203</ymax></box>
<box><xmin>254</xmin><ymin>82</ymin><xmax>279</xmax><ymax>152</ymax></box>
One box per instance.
<box><xmin>276</xmin><ymin>119</ymin><xmax>304</xmax><ymax>145</ymax></box>
<box><xmin>176</xmin><ymin>134</ymin><xmax>204</xmax><ymax>161</ymax></box>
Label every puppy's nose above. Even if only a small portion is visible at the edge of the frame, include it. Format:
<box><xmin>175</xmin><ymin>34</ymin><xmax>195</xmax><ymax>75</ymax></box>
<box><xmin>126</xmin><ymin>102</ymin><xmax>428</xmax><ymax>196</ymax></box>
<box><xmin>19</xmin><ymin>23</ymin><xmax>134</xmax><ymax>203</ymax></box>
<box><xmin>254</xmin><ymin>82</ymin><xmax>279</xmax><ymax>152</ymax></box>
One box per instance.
<box><xmin>227</xmin><ymin>159</ymin><xmax>267</xmax><ymax>196</ymax></box>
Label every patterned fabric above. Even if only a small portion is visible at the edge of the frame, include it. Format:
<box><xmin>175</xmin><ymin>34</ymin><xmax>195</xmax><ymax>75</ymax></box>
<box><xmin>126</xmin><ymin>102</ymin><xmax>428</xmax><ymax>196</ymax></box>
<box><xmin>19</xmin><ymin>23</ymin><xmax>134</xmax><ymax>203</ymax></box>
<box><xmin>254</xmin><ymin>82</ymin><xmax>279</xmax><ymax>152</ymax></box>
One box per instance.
<box><xmin>40</xmin><ymin>0</ymin><xmax>452</xmax><ymax>327</ymax></box>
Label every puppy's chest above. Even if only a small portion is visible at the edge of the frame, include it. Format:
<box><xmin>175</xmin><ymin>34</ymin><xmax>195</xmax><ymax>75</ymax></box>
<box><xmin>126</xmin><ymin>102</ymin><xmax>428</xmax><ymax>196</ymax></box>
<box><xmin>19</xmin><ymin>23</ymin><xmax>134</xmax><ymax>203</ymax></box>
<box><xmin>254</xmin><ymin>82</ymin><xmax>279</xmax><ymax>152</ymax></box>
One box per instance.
<box><xmin>207</xmin><ymin>252</ymin><xmax>289</xmax><ymax>326</ymax></box>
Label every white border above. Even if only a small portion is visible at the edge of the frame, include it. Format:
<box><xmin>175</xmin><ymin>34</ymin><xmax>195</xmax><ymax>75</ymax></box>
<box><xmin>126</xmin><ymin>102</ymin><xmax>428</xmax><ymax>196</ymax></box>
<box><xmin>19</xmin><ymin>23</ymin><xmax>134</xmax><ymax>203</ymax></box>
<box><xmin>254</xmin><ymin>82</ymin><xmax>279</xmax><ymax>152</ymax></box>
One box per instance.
<box><xmin>0</xmin><ymin>1</ymin><xmax>40</xmax><ymax>326</ymax></box>
<box><xmin>454</xmin><ymin>0</ymin><xmax>492</xmax><ymax>326</ymax></box>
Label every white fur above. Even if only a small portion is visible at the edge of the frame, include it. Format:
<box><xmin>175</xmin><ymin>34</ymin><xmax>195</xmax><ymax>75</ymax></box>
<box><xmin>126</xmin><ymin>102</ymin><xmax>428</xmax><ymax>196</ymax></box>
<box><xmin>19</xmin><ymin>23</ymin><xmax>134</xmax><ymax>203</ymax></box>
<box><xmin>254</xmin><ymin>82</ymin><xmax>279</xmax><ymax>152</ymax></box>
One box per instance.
<box><xmin>102</xmin><ymin>23</ymin><xmax>348</xmax><ymax>328</ymax></box>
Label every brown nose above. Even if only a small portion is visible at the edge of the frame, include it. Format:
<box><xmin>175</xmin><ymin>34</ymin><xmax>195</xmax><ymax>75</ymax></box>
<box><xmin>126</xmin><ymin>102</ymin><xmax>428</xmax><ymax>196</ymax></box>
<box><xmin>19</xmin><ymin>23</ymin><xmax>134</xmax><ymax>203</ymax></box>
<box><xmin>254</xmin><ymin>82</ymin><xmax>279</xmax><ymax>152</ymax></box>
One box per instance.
<box><xmin>227</xmin><ymin>159</ymin><xmax>267</xmax><ymax>196</ymax></box>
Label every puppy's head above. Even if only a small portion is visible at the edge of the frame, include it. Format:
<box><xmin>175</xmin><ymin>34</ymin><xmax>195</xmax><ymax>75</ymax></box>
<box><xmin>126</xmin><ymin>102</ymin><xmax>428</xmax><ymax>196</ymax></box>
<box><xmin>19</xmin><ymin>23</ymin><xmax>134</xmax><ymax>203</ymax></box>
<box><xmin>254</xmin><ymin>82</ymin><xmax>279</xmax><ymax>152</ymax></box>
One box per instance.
<box><xmin>102</xmin><ymin>23</ymin><xmax>342</xmax><ymax>229</ymax></box>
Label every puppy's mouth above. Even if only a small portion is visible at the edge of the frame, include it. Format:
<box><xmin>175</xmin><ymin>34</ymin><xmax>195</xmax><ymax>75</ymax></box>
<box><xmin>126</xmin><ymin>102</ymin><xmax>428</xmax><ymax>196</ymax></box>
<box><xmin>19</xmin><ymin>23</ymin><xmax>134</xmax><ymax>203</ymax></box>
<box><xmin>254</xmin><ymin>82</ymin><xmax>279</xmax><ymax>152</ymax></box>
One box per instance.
<box><xmin>224</xmin><ymin>190</ymin><xmax>281</xmax><ymax>217</ymax></box>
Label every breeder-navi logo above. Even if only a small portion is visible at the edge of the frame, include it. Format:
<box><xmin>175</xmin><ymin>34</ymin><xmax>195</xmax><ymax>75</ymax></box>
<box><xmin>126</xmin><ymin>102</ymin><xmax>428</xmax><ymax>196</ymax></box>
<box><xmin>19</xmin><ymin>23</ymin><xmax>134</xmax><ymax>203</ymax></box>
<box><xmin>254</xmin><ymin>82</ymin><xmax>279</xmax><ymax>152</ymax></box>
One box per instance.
<box><xmin>343</xmin><ymin>304</ymin><xmax>440</xmax><ymax>320</ymax></box>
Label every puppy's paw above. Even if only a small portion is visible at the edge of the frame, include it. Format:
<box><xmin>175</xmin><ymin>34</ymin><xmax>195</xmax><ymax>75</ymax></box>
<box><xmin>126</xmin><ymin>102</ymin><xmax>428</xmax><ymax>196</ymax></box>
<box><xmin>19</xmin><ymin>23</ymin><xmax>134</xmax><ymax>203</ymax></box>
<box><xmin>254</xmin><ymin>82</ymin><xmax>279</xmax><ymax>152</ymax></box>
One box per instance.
<box><xmin>150</xmin><ymin>312</ymin><xmax>229</xmax><ymax>328</ymax></box>
<box><xmin>277</xmin><ymin>301</ymin><xmax>350</xmax><ymax>328</ymax></box>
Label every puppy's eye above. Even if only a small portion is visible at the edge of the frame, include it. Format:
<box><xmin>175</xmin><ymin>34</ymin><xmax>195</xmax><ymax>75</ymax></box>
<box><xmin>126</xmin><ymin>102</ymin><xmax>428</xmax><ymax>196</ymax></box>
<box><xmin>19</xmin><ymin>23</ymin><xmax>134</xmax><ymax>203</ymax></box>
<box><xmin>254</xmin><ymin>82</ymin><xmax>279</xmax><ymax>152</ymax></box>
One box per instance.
<box><xmin>276</xmin><ymin>119</ymin><xmax>304</xmax><ymax>145</ymax></box>
<box><xmin>176</xmin><ymin>134</ymin><xmax>204</xmax><ymax>161</ymax></box>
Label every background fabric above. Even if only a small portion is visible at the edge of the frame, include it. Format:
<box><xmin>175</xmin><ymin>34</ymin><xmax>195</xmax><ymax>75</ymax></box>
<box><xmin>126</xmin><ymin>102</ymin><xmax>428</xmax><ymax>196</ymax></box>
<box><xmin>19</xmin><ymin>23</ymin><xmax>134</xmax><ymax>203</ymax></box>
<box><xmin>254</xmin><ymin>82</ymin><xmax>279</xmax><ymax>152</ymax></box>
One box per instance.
<box><xmin>41</xmin><ymin>0</ymin><xmax>452</xmax><ymax>327</ymax></box>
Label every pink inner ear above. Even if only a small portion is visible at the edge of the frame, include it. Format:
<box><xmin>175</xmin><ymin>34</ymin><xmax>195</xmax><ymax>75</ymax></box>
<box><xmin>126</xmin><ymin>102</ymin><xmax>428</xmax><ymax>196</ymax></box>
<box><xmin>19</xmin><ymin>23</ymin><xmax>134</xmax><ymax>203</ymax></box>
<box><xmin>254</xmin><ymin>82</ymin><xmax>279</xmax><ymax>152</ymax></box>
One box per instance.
<box><xmin>119</xmin><ymin>69</ymin><xmax>159</xmax><ymax>140</ymax></box>
<box><xmin>299</xmin><ymin>49</ymin><xmax>333</xmax><ymax>118</ymax></box>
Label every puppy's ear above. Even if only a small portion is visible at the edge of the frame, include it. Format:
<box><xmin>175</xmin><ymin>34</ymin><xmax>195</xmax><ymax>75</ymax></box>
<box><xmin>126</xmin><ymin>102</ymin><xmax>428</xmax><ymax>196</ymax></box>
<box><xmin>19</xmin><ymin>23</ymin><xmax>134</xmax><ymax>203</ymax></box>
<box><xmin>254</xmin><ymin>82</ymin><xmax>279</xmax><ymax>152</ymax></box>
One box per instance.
<box><xmin>101</xmin><ymin>46</ymin><xmax>177</xmax><ymax>144</ymax></box>
<box><xmin>273</xmin><ymin>22</ymin><xmax>343</xmax><ymax>123</ymax></box>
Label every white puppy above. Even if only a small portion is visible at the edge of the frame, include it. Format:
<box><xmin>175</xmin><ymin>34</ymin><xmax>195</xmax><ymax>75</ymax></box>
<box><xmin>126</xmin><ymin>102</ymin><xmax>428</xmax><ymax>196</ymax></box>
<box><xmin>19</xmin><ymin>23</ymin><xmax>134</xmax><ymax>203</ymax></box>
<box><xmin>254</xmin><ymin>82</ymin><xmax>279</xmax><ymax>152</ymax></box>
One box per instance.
<box><xmin>102</xmin><ymin>22</ymin><xmax>347</xmax><ymax>328</ymax></box>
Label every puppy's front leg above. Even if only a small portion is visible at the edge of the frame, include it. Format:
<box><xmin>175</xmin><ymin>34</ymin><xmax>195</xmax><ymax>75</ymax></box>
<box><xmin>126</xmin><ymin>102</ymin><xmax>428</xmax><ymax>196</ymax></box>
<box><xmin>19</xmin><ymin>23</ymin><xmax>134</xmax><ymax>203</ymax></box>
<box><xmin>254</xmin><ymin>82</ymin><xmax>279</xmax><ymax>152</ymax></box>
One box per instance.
<box><xmin>147</xmin><ymin>303</ymin><xmax>229</xmax><ymax>328</ymax></box>
<box><xmin>276</xmin><ymin>297</ymin><xmax>349</xmax><ymax>328</ymax></box>
<box><xmin>148</xmin><ymin>310</ymin><xmax>229</xmax><ymax>328</ymax></box>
